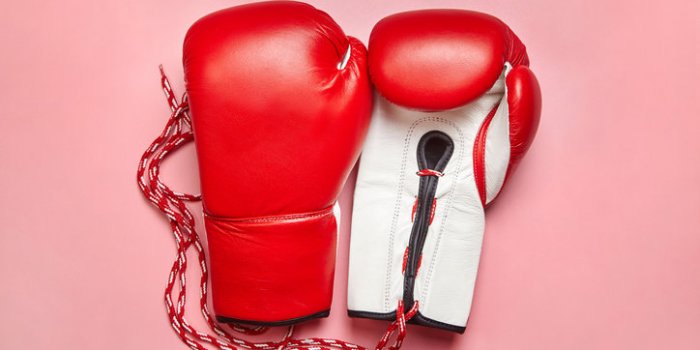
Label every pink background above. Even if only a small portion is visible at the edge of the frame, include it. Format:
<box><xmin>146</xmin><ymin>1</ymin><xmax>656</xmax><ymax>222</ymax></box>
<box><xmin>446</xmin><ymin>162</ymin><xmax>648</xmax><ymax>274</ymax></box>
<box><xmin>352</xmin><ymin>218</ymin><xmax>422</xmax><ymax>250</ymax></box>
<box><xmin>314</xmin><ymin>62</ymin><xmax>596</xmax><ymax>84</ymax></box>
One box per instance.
<box><xmin>1</xmin><ymin>0</ymin><xmax>699</xmax><ymax>349</ymax></box>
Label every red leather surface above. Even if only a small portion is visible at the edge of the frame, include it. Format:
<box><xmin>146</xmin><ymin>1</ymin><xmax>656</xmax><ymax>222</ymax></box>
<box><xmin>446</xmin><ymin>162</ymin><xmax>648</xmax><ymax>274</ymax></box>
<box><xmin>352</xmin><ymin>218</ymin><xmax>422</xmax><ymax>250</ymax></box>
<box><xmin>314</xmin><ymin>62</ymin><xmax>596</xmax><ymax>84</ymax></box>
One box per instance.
<box><xmin>368</xmin><ymin>10</ymin><xmax>528</xmax><ymax>111</ymax></box>
<box><xmin>506</xmin><ymin>66</ymin><xmax>542</xmax><ymax>179</ymax></box>
<box><xmin>183</xmin><ymin>1</ymin><xmax>372</xmax><ymax>323</ymax></box>
<box><xmin>205</xmin><ymin>208</ymin><xmax>336</xmax><ymax>323</ymax></box>
<box><xmin>473</xmin><ymin>106</ymin><xmax>500</xmax><ymax>205</ymax></box>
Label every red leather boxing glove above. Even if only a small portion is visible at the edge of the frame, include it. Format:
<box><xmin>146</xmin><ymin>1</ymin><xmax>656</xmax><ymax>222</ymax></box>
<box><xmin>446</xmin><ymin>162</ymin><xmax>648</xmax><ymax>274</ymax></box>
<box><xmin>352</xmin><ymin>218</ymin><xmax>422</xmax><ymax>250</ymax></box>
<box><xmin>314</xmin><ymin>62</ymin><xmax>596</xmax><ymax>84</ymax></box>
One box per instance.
<box><xmin>349</xmin><ymin>10</ymin><xmax>541</xmax><ymax>332</ymax></box>
<box><xmin>184</xmin><ymin>1</ymin><xmax>371</xmax><ymax>325</ymax></box>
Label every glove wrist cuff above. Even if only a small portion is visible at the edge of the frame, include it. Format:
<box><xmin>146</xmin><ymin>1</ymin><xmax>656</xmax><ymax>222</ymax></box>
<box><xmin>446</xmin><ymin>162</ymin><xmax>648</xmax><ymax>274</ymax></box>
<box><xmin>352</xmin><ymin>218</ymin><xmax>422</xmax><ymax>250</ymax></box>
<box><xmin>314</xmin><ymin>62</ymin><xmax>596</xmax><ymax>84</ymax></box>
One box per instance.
<box><xmin>204</xmin><ymin>206</ymin><xmax>337</xmax><ymax>325</ymax></box>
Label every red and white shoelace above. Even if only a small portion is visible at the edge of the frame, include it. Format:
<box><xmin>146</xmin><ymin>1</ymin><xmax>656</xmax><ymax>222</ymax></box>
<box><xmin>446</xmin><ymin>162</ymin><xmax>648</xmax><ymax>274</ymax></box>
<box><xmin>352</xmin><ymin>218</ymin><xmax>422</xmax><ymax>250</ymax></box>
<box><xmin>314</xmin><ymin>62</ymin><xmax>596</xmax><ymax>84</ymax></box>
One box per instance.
<box><xmin>137</xmin><ymin>67</ymin><xmax>416</xmax><ymax>350</ymax></box>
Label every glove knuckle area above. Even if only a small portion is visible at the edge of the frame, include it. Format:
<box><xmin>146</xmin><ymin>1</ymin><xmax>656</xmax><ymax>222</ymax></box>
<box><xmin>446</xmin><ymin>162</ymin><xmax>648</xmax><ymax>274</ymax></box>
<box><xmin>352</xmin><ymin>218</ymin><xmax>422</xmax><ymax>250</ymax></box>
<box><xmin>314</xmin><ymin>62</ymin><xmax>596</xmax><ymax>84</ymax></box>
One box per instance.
<box><xmin>368</xmin><ymin>9</ymin><xmax>511</xmax><ymax>110</ymax></box>
<box><xmin>183</xmin><ymin>1</ymin><xmax>353</xmax><ymax>94</ymax></box>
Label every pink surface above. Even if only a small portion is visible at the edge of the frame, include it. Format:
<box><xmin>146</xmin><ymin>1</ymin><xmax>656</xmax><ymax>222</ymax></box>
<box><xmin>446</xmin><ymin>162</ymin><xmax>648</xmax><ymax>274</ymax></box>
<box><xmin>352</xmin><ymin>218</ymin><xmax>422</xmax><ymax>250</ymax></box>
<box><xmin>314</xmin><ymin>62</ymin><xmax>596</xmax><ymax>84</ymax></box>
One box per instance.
<box><xmin>1</xmin><ymin>0</ymin><xmax>699</xmax><ymax>349</ymax></box>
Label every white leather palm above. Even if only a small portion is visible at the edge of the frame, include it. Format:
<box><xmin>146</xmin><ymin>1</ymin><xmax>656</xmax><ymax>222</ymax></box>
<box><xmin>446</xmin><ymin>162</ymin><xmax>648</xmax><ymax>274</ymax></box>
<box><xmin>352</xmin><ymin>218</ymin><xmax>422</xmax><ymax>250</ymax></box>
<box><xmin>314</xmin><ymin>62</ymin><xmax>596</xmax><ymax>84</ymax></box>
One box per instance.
<box><xmin>349</xmin><ymin>65</ymin><xmax>512</xmax><ymax>329</ymax></box>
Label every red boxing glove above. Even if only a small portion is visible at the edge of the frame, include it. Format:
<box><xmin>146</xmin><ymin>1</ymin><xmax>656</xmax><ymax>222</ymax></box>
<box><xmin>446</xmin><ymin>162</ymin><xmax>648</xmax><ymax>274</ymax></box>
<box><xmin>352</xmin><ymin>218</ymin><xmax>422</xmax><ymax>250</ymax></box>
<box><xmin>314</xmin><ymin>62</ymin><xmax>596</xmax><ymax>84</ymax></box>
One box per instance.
<box><xmin>184</xmin><ymin>1</ymin><xmax>371</xmax><ymax>325</ymax></box>
<box><xmin>349</xmin><ymin>10</ymin><xmax>541</xmax><ymax>332</ymax></box>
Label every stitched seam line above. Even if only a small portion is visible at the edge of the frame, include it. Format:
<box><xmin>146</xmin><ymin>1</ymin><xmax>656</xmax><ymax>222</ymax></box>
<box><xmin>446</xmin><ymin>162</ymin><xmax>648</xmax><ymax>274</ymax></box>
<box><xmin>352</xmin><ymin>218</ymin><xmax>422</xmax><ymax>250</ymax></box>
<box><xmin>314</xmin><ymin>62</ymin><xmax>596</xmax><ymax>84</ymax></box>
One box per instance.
<box><xmin>384</xmin><ymin>120</ymin><xmax>415</xmax><ymax>311</ymax></box>
<box><xmin>384</xmin><ymin>117</ymin><xmax>464</xmax><ymax>311</ymax></box>
<box><xmin>417</xmin><ymin>119</ymin><xmax>465</xmax><ymax>311</ymax></box>
<box><xmin>204</xmin><ymin>206</ymin><xmax>334</xmax><ymax>224</ymax></box>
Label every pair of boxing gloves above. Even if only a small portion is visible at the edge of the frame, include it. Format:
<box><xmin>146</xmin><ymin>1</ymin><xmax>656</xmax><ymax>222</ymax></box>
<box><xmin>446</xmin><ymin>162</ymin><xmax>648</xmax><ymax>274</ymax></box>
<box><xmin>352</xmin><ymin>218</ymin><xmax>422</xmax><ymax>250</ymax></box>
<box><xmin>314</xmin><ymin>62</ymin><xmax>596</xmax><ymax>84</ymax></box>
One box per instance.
<box><xmin>186</xmin><ymin>1</ymin><xmax>541</xmax><ymax>333</ymax></box>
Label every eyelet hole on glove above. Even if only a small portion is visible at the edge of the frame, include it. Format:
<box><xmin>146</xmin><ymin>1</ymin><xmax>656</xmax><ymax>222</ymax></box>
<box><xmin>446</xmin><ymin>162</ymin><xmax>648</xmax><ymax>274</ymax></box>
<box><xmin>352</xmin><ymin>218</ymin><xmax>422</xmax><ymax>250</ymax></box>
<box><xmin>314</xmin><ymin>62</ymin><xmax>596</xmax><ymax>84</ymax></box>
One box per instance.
<box><xmin>417</xmin><ymin>131</ymin><xmax>454</xmax><ymax>173</ymax></box>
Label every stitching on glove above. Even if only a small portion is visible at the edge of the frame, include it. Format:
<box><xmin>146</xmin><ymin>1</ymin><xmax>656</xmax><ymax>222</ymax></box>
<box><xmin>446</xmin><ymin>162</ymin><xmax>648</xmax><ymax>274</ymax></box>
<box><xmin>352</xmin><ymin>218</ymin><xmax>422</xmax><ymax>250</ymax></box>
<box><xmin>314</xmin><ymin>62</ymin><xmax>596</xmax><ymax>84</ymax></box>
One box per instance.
<box><xmin>384</xmin><ymin>116</ymin><xmax>465</xmax><ymax>311</ymax></box>
<box><xmin>203</xmin><ymin>205</ymin><xmax>334</xmax><ymax>223</ymax></box>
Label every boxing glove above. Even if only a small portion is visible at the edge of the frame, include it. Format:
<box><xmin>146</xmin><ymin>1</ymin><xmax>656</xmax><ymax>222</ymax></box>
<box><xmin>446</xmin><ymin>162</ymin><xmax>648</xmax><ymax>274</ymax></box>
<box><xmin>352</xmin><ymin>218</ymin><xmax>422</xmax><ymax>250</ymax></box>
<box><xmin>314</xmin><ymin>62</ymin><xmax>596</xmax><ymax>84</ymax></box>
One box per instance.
<box><xmin>185</xmin><ymin>2</ymin><xmax>371</xmax><ymax>325</ymax></box>
<box><xmin>348</xmin><ymin>10</ymin><xmax>541</xmax><ymax>333</ymax></box>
